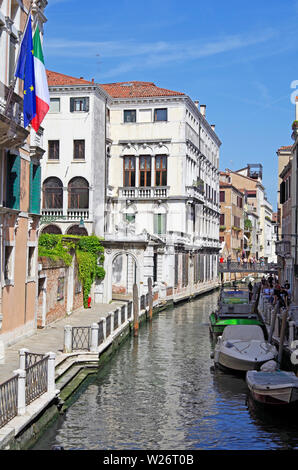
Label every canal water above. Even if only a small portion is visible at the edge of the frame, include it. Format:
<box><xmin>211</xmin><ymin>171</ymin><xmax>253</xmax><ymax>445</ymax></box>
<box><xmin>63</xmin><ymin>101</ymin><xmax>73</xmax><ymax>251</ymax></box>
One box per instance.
<box><xmin>33</xmin><ymin>291</ymin><xmax>298</xmax><ymax>450</ymax></box>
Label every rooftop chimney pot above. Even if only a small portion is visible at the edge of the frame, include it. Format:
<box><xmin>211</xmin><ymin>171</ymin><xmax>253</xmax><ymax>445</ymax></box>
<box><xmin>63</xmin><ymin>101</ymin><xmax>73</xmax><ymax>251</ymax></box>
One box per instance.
<box><xmin>200</xmin><ymin>104</ymin><xmax>206</xmax><ymax>117</ymax></box>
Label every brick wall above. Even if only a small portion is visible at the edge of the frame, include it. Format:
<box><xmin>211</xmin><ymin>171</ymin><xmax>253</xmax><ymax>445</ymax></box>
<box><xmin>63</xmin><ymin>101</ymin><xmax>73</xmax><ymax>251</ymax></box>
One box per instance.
<box><xmin>37</xmin><ymin>256</ymin><xmax>83</xmax><ymax>327</ymax></box>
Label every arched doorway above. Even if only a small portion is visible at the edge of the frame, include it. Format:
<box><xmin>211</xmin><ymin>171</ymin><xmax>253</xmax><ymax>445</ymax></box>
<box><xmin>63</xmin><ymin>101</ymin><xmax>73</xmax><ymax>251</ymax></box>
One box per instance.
<box><xmin>112</xmin><ymin>253</ymin><xmax>137</xmax><ymax>297</ymax></box>
<box><xmin>66</xmin><ymin>225</ymin><xmax>88</xmax><ymax>236</ymax></box>
<box><xmin>41</xmin><ymin>224</ymin><xmax>62</xmax><ymax>235</ymax></box>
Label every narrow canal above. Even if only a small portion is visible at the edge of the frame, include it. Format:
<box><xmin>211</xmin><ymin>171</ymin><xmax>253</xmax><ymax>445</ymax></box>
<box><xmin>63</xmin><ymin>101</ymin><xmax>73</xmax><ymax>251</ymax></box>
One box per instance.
<box><xmin>33</xmin><ymin>291</ymin><xmax>298</xmax><ymax>450</ymax></box>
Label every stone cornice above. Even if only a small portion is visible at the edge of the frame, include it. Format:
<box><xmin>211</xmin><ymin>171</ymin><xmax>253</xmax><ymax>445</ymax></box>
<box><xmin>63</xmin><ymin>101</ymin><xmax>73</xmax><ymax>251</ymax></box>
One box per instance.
<box><xmin>185</xmin><ymin>96</ymin><xmax>222</xmax><ymax>148</ymax></box>
<box><xmin>49</xmin><ymin>84</ymin><xmax>110</xmax><ymax>103</ymax></box>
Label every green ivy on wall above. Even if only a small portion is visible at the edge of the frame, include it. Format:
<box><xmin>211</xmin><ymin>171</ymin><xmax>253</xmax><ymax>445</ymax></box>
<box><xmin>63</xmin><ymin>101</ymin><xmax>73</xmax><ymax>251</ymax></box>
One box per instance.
<box><xmin>38</xmin><ymin>234</ymin><xmax>105</xmax><ymax>308</ymax></box>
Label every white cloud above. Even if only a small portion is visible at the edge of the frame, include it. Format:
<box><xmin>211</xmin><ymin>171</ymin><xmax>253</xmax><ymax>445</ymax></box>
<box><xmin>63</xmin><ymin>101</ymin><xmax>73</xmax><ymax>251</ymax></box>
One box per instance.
<box><xmin>44</xmin><ymin>28</ymin><xmax>277</xmax><ymax>79</ymax></box>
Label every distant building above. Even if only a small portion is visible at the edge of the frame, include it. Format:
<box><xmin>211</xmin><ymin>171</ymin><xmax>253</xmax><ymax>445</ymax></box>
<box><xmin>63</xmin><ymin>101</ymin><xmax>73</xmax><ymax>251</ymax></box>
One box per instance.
<box><xmin>219</xmin><ymin>172</ymin><xmax>244</xmax><ymax>260</ymax></box>
<box><xmin>225</xmin><ymin>165</ymin><xmax>276</xmax><ymax>263</ymax></box>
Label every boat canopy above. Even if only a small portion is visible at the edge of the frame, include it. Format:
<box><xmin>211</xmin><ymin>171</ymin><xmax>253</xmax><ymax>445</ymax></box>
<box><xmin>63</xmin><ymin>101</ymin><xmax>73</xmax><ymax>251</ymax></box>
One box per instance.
<box><xmin>222</xmin><ymin>325</ymin><xmax>265</xmax><ymax>341</ymax></box>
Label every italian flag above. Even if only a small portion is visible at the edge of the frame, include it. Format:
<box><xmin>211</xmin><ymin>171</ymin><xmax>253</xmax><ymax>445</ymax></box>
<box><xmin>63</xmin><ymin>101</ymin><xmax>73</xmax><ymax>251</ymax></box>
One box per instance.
<box><xmin>31</xmin><ymin>26</ymin><xmax>49</xmax><ymax>132</ymax></box>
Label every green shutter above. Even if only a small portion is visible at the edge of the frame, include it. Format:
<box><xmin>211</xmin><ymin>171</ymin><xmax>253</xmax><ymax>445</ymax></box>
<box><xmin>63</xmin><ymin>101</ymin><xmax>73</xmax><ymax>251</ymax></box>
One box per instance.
<box><xmin>6</xmin><ymin>153</ymin><xmax>20</xmax><ymax>210</ymax></box>
<box><xmin>29</xmin><ymin>163</ymin><xmax>41</xmax><ymax>214</ymax></box>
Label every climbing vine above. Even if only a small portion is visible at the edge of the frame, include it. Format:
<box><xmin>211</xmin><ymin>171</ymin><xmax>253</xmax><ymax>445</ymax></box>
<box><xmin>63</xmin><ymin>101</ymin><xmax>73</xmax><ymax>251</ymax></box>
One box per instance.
<box><xmin>38</xmin><ymin>234</ymin><xmax>105</xmax><ymax>308</ymax></box>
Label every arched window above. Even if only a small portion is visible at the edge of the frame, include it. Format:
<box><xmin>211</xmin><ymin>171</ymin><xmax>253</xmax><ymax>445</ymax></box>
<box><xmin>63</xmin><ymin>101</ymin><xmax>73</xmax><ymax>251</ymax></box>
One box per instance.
<box><xmin>42</xmin><ymin>177</ymin><xmax>63</xmax><ymax>209</ymax></box>
<box><xmin>68</xmin><ymin>177</ymin><xmax>89</xmax><ymax>209</ymax></box>
<box><xmin>66</xmin><ymin>225</ymin><xmax>88</xmax><ymax>236</ymax></box>
<box><xmin>41</xmin><ymin>224</ymin><xmax>62</xmax><ymax>235</ymax></box>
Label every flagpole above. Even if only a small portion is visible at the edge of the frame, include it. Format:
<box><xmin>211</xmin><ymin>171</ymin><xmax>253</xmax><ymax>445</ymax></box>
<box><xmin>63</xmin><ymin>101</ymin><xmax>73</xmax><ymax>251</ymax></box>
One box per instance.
<box><xmin>4</xmin><ymin>1</ymin><xmax>34</xmax><ymax>117</ymax></box>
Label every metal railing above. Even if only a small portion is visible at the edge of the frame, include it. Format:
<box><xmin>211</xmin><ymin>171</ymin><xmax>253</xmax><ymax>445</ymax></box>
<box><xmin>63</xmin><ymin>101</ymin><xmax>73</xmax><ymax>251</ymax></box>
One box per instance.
<box><xmin>25</xmin><ymin>356</ymin><xmax>48</xmax><ymax>406</ymax></box>
<box><xmin>72</xmin><ymin>326</ymin><xmax>91</xmax><ymax>351</ymax></box>
<box><xmin>0</xmin><ymin>375</ymin><xmax>18</xmax><ymax>427</ymax></box>
<box><xmin>98</xmin><ymin>320</ymin><xmax>104</xmax><ymax>345</ymax></box>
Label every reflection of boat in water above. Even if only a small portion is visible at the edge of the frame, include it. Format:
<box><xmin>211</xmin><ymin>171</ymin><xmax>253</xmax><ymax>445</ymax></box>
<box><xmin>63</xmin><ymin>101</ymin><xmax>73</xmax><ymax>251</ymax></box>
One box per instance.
<box><xmin>246</xmin><ymin>370</ymin><xmax>298</xmax><ymax>406</ymax></box>
<box><xmin>214</xmin><ymin>325</ymin><xmax>277</xmax><ymax>373</ymax></box>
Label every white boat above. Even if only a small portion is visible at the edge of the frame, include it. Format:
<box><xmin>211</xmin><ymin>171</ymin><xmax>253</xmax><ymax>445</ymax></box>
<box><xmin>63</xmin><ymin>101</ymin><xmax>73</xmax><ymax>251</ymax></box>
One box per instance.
<box><xmin>214</xmin><ymin>325</ymin><xmax>277</xmax><ymax>372</ymax></box>
<box><xmin>246</xmin><ymin>369</ymin><xmax>298</xmax><ymax>406</ymax></box>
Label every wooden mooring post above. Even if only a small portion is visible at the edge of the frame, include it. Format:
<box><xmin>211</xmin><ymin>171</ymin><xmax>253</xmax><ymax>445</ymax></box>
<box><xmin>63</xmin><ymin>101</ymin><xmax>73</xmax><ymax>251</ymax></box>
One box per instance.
<box><xmin>277</xmin><ymin>306</ymin><xmax>289</xmax><ymax>367</ymax></box>
<box><xmin>148</xmin><ymin>277</ymin><xmax>153</xmax><ymax>321</ymax></box>
<box><xmin>133</xmin><ymin>283</ymin><xmax>139</xmax><ymax>336</ymax></box>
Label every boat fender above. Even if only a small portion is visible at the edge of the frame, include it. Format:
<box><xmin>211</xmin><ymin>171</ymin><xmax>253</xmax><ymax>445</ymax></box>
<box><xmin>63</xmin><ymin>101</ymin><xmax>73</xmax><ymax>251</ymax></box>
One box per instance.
<box><xmin>260</xmin><ymin>360</ymin><xmax>277</xmax><ymax>372</ymax></box>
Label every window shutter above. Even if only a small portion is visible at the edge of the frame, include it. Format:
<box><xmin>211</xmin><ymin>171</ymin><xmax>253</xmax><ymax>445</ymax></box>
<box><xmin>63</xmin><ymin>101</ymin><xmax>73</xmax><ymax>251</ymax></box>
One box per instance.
<box><xmin>280</xmin><ymin>181</ymin><xmax>285</xmax><ymax>204</ymax></box>
<box><xmin>85</xmin><ymin>97</ymin><xmax>89</xmax><ymax>112</ymax></box>
<box><xmin>70</xmin><ymin>98</ymin><xmax>74</xmax><ymax>112</ymax></box>
<box><xmin>30</xmin><ymin>163</ymin><xmax>41</xmax><ymax>214</ymax></box>
<box><xmin>6</xmin><ymin>153</ymin><xmax>20</xmax><ymax>210</ymax></box>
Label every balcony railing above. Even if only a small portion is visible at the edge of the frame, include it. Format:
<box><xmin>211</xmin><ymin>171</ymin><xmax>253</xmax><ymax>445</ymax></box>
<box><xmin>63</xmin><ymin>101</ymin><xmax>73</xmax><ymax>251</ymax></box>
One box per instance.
<box><xmin>119</xmin><ymin>186</ymin><xmax>169</xmax><ymax>199</ymax></box>
<box><xmin>41</xmin><ymin>208</ymin><xmax>90</xmax><ymax>223</ymax></box>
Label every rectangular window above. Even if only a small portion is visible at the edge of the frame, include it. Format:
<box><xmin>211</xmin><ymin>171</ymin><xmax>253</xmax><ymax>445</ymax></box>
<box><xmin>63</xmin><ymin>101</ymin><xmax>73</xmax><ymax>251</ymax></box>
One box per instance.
<box><xmin>220</xmin><ymin>214</ymin><xmax>225</xmax><ymax>226</ymax></box>
<box><xmin>154</xmin><ymin>108</ymin><xmax>167</xmax><ymax>122</ymax></box>
<box><xmin>139</xmin><ymin>156</ymin><xmax>151</xmax><ymax>187</ymax></box>
<box><xmin>155</xmin><ymin>155</ymin><xmax>167</xmax><ymax>186</ymax></box>
<box><xmin>6</xmin><ymin>153</ymin><xmax>20</xmax><ymax>210</ymax></box>
<box><xmin>70</xmin><ymin>97</ymin><xmax>89</xmax><ymax>112</ymax></box>
<box><xmin>123</xmin><ymin>156</ymin><xmax>136</xmax><ymax>187</ymax></box>
<box><xmin>49</xmin><ymin>98</ymin><xmax>60</xmax><ymax>113</ymax></box>
<box><xmin>57</xmin><ymin>277</ymin><xmax>65</xmax><ymax>301</ymax></box>
<box><xmin>154</xmin><ymin>214</ymin><xmax>166</xmax><ymax>235</ymax></box>
<box><xmin>73</xmin><ymin>140</ymin><xmax>85</xmax><ymax>160</ymax></box>
<box><xmin>220</xmin><ymin>191</ymin><xmax>225</xmax><ymax>202</ymax></box>
<box><xmin>48</xmin><ymin>140</ymin><xmax>59</xmax><ymax>160</ymax></box>
<box><xmin>124</xmin><ymin>110</ymin><xmax>136</xmax><ymax>123</ymax></box>
<box><xmin>4</xmin><ymin>245</ymin><xmax>14</xmax><ymax>282</ymax></box>
<box><xmin>27</xmin><ymin>246</ymin><xmax>35</xmax><ymax>278</ymax></box>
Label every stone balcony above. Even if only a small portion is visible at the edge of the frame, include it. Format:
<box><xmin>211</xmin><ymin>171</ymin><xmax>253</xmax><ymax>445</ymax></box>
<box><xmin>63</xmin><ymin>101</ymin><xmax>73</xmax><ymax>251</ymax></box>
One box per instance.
<box><xmin>118</xmin><ymin>186</ymin><xmax>169</xmax><ymax>200</ymax></box>
<box><xmin>0</xmin><ymin>81</ymin><xmax>28</xmax><ymax>148</ymax></box>
<box><xmin>275</xmin><ymin>239</ymin><xmax>291</xmax><ymax>257</ymax></box>
<box><xmin>41</xmin><ymin>208</ymin><xmax>90</xmax><ymax>224</ymax></box>
<box><xmin>186</xmin><ymin>185</ymin><xmax>205</xmax><ymax>204</ymax></box>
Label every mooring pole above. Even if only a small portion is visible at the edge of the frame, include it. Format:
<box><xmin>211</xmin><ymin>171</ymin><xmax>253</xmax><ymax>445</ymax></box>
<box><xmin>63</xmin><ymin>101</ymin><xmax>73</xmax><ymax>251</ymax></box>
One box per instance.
<box><xmin>277</xmin><ymin>305</ymin><xmax>289</xmax><ymax>368</ymax></box>
<box><xmin>148</xmin><ymin>277</ymin><xmax>153</xmax><ymax>321</ymax></box>
<box><xmin>133</xmin><ymin>283</ymin><xmax>139</xmax><ymax>336</ymax></box>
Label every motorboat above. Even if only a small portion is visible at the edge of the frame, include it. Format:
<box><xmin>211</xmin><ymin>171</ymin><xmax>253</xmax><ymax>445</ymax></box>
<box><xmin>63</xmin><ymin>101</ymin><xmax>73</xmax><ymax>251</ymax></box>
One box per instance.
<box><xmin>246</xmin><ymin>369</ymin><xmax>298</xmax><ymax>406</ymax></box>
<box><xmin>214</xmin><ymin>325</ymin><xmax>277</xmax><ymax>372</ymax></box>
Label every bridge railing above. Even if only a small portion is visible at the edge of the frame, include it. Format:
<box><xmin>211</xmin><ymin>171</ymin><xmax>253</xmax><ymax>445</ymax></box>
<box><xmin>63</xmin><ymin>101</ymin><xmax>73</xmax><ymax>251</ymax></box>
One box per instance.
<box><xmin>218</xmin><ymin>261</ymin><xmax>280</xmax><ymax>273</ymax></box>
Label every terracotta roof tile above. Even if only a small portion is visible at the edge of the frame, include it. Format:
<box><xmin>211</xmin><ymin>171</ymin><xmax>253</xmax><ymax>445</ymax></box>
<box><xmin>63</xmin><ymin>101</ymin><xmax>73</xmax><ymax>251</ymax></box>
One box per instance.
<box><xmin>99</xmin><ymin>81</ymin><xmax>185</xmax><ymax>98</ymax></box>
<box><xmin>278</xmin><ymin>145</ymin><xmax>292</xmax><ymax>151</ymax></box>
<box><xmin>46</xmin><ymin>70</ymin><xmax>185</xmax><ymax>99</ymax></box>
<box><xmin>47</xmin><ymin>70</ymin><xmax>93</xmax><ymax>86</ymax></box>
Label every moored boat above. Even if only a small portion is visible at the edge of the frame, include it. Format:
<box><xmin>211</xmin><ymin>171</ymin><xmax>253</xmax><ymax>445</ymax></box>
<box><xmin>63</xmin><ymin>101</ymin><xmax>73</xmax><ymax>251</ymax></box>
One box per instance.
<box><xmin>214</xmin><ymin>325</ymin><xmax>277</xmax><ymax>372</ymax></box>
<box><xmin>246</xmin><ymin>370</ymin><xmax>298</xmax><ymax>406</ymax></box>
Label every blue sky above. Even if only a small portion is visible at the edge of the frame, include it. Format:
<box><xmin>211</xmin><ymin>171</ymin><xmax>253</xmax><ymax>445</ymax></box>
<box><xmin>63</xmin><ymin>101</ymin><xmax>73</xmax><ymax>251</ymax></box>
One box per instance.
<box><xmin>44</xmin><ymin>0</ymin><xmax>298</xmax><ymax>209</ymax></box>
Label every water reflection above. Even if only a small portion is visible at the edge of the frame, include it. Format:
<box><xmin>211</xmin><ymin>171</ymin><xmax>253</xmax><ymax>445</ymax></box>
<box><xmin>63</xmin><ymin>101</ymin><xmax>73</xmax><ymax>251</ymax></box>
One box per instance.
<box><xmin>32</xmin><ymin>291</ymin><xmax>298</xmax><ymax>450</ymax></box>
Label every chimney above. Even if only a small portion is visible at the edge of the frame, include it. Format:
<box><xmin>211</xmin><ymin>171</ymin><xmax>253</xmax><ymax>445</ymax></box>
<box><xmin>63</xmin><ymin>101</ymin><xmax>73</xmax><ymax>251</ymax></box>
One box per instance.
<box><xmin>92</xmin><ymin>78</ymin><xmax>94</xmax><ymax>84</ymax></box>
<box><xmin>200</xmin><ymin>104</ymin><xmax>206</xmax><ymax>117</ymax></box>
<box><xmin>80</xmin><ymin>77</ymin><xmax>84</xmax><ymax>79</ymax></box>
<box><xmin>211</xmin><ymin>124</ymin><xmax>215</xmax><ymax>131</ymax></box>
<box><xmin>194</xmin><ymin>100</ymin><xmax>199</xmax><ymax>108</ymax></box>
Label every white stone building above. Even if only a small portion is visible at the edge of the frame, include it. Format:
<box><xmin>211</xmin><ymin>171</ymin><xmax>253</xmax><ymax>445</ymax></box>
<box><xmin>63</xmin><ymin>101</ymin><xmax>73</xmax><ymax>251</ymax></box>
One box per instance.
<box><xmin>101</xmin><ymin>81</ymin><xmax>221</xmax><ymax>303</ymax></box>
<box><xmin>40</xmin><ymin>71</ymin><xmax>109</xmax><ymax>238</ymax></box>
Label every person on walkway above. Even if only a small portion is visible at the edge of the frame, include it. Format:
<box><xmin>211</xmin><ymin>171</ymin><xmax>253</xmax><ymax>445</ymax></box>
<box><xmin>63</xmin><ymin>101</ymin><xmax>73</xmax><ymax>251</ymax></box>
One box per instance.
<box><xmin>227</xmin><ymin>254</ymin><xmax>231</xmax><ymax>270</ymax></box>
<box><xmin>248</xmin><ymin>281</ymin><xmax>253</xmax><ymax>302</ymax></box>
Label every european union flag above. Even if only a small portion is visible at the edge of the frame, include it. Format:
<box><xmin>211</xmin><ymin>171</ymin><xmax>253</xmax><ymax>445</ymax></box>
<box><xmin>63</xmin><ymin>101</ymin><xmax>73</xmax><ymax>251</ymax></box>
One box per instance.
<box><xmin>15</xmin><ymin>15</ymin><xmax>36</xmax><ymax>128</ymax></box>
